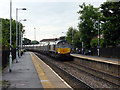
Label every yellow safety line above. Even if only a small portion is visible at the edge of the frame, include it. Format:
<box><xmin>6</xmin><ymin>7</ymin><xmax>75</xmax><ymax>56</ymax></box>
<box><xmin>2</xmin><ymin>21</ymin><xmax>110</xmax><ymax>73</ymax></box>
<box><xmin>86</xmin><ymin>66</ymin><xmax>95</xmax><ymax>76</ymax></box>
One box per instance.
<box><xmin>30</xmin><ymin>52</ymin><xmax>54</xmax><ymax>89</ymax></box>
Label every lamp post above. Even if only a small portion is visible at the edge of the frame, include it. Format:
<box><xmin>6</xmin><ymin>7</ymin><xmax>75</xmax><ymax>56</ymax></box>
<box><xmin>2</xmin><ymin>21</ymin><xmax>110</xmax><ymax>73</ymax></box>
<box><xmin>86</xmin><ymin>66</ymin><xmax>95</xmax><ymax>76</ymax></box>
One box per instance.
<box><xmin>97</xmin><ymin>20</ymin><xmax>100</xmax><ymax>56</ymax></box>
<box><xmin>95</xmin><ymin>20</ymin><xmax>100</xmax><ymax>56</ymax></box>
<box><xmin>21</xmin><ymin>26</ymin><xmax>25</xmax><ymax>52</ymax></box>
<box><xmin>16</xmin><ymin>8</ymin><xmax>26</xmax><ymax>62</ymax></box>
<box><xmin>19</xmin><ymin>19</ymin><xmax>26</xmax><ymax>57</ymax></box>
<box><xmin>82</xmin><ymin>41</ymin><xmax>84</xmax><ymax>54</ymax></box>
<box><xmin>80</xmin><ymin>38</ymin><xmax>84</xmax><ymax>55</ymax></box>
<box><xmin>23</xmin><ymin>34</ymin><xmax>26</xmax><ymax>48</ymax></box>
<box><xmin>9</xmin><ymin>0</ymin><xmax>12</xmax><ymax>72</ymax></box>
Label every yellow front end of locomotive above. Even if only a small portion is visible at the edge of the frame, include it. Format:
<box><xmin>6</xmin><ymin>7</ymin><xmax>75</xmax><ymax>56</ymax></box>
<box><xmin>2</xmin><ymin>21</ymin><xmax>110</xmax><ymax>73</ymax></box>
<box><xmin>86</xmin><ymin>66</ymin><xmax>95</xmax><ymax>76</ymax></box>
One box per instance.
<box><xmin>57</xmin><ymin>48</ymin><xmax>71</xmax><ymax>54</ymax></box>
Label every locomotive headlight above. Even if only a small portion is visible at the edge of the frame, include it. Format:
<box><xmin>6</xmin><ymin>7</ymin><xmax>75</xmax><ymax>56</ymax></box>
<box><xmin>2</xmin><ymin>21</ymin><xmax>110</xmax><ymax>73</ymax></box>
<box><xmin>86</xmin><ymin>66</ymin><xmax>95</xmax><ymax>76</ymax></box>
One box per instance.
<box><xmin>58</xmin><ymin>52</ymin><xmax>60</xmax><ymax>53</ymax></box>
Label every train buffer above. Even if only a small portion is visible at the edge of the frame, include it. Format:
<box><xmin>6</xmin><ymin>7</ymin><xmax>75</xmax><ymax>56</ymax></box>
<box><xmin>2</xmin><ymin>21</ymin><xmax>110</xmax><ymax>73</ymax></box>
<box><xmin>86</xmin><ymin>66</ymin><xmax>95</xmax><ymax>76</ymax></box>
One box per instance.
<box><xmin>2</xmin><ymin>52</ymin><xmax>72</xmax><ymax>89</ymax></box>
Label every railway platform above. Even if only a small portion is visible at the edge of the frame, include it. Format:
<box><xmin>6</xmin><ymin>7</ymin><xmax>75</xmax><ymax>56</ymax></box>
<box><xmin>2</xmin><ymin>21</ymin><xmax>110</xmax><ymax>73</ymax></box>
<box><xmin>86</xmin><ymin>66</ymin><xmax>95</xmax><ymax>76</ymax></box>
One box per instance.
<box><xmin>70</xmin><ymin>54</ymin><xmax>120</xmax><ymax>86</ymax></box>
<box><xmin>71</xmin><ymin>54</ymin><xmax>120</xmax><ymax>65</ymax></box>
<box><xmin>2</xmin><ymin>52</ymin><xmax>72</xmax><ymax>89</ymax></box>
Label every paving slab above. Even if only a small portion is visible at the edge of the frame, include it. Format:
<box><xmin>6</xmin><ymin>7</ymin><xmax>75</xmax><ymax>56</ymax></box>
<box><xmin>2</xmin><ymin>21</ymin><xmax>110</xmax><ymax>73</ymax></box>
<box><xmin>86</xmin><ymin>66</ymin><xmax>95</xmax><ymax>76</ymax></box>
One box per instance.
<box><xmin>2</xmin><ymin>52</ymin><xmax>43</xmax><ymax>88</ymax></box>
<box><xmin>30</xmin><ymin>52</ymin><xmax>72</xmax><ymax>89</ymax></box>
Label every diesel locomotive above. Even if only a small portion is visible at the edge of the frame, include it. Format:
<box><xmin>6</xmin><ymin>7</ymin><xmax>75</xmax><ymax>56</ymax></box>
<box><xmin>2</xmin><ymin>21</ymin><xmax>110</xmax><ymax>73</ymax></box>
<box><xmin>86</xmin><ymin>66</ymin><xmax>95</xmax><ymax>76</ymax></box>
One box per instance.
<box><xmin>49</xmin><ymin>40</ymin><xmax>72</xmax><ymax>58</ymax></box>
<box><xmin>25</xmin><ymin>39</ymin><xmax>72</xmax><ymax>60</ymax></box>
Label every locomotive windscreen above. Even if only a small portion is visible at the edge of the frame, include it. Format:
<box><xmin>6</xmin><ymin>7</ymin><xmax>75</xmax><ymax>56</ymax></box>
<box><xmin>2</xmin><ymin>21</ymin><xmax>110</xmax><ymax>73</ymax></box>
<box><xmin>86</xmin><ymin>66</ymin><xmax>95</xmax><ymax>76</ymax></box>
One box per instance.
<box><xmin>57</xmin><ymin>40</ymin><xmax>71</xmax><ymax>48</ymax></box>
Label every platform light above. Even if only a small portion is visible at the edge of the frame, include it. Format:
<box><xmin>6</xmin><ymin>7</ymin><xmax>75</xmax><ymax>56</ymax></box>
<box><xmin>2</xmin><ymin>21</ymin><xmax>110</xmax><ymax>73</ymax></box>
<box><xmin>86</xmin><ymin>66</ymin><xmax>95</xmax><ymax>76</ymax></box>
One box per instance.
<box><xmin>19</xmin><ymin>19</ymin><xmax>27</xmax><ymax>58</ymax></box>
<box><xmin>16</xmin><ymin>8</ymin><xmax>27</xmax><ymax>63</ymax></box>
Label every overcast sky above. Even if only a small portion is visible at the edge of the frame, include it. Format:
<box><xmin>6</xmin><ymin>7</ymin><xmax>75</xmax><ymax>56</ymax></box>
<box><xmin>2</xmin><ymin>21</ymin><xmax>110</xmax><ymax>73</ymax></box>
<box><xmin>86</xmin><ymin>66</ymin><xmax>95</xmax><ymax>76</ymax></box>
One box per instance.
<box><xmin>0</xmin><ymin>0</ymin><xmax>106</xmax><ymax>41</ymax></box>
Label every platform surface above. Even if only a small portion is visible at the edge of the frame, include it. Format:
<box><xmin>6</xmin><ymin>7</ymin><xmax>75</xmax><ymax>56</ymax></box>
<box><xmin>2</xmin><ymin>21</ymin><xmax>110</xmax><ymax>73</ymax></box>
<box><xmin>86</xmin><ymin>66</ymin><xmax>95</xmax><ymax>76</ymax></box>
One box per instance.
<box><xmin>30</xmin><ymin>52</ymin><xmax>72</xmax><ymax>89</ymax></box>
<box><xmin>2</xmin><ymin>52</ymin><xmax>72</xmax><ymax>89</ymax></box>
<box><xmin>71</xmin><ymin>54</ymin><xmax>120</xmax><ymax>65</ymax></box>
<box><xmin>2</xmin><ymin>52</ymin><xmax>43</xmax><ymax>88</ymax></box>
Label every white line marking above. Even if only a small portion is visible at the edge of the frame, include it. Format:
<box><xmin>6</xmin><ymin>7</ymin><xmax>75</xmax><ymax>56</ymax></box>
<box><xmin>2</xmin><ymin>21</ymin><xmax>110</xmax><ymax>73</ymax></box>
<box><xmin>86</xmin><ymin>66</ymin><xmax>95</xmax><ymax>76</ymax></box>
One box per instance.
<box><xmin>32</xmin><ymin>52</ymin><xmax>73</xmax><ymax>90</ymax></box>
<box><xmin>41</xmin><ymin>80</ymin><xmax>49</xmax><ymax>82</ymax></box>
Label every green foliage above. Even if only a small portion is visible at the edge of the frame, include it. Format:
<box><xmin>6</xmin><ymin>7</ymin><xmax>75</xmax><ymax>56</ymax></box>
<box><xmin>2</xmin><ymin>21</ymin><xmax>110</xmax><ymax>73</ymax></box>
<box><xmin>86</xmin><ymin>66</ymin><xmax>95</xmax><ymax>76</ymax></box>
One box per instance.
<box><xmin>100</xmin><ymin>38</ymin><xmax>106</xmax><ymax>47</ymax></box>
<box><xmin>59</xmin><ymin>36</ymin><xmax>65</xmax><ymax>40</ymax></box>
<box><xmin>78</xmin><ymin>3</ymin><xmax>101</xmax><ymax>49</ymax></box>
<box><xmin>23</xmin><ymin>38</ymin><xmax>31</xmax><ymax>45</ymax></box>
<box><xmin>2</xmin><ymin>18</ymin><xmax>24</xmax><ymax>49</ymax></box>
<box><xmin>31</xmin><ymin>40</ymin><xmax>39</xmax><ymax>45</ymax></box>
<box><xmin>90</xmin><ymin>38</ymin><xmax>98</xmax><ymax>48</ymax></box>
<box><xmin>73</xmin><ymin>31</ymin><xmax>81</xmax><ymax>48</ymax></box>
<box><xmin>65</xmin><ymin>2</ymin><xmax>120</xmax><ymax>49</ymax></box>
<box><xmin>66</xmin><ymin>27</ymin><xmax>78</xmax><ymax>44</ymax></box>
<box><xmin>2</xmin><ymin>19</ymin><xmax>10</xmax><ymax>49</ymax></box>
<box><xmin>100</xmin><ymin>1</ymin><xmax>120</xmax><ymax>47</ymax></box>
<box><xmin>90</xmin><ymin>38</ymin><xmax>107</xmax><ymax>48</ymax></box>
<box><xmin>66</xmin><ymin>27</ymin><xmax>81</xmax><ymax>49</ymax></box>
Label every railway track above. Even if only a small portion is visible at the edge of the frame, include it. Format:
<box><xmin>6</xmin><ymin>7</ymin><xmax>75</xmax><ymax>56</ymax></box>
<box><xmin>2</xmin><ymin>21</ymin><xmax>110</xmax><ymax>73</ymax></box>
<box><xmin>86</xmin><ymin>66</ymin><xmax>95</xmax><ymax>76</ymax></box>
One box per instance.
<box><xmin>35</xmin><ymin>52</ymin><xmax>93</xmax><ymax>89</ymax></box>
<box><xmin>34</xmin><ymin>52</ymin><xmax>120</xmax><ymax>89</ymax></box>
<box><xmin>63</xmin><ymin>61</ymin><xmax>120</xmax><ymax>88</ymax></box>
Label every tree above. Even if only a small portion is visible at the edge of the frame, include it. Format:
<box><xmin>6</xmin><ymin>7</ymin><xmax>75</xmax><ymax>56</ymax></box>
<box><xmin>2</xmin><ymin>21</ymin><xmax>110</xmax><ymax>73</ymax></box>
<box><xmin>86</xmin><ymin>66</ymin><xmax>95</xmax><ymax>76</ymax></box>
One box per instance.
<box><xmin>2</xmin><ymin>18</ymin><xmax>24</xmax><ymax>49</ymax></box>
<box><xmin>31</xmin><ymin>40</ymin><xmax>39</xmax><ymax>45</ymax></box>
<box><xmin>100</xmin><ymin>1</ymin><xmax>120</xmax><ymax>47</ymax></box>
<box><xmin>78</xmin><ymin>3</ymin><xmax>101</xmax><ymax>49</ymax></box>
<box><xmin>2</xmin><ymin>19</ymin><xmax>10</xmax><ymax>49</ymax></box>
<box><xmin>73</xmin><ymin>31</ymin><xmax>81</xmax><ymax>49</ymax></box>
<box><xmin>66</xmin><ymin>27</ymin><xmax>78</xmax><ymax>44</ymax></box>
<box><xmin>66</xmin><ymin>27</ymin><xmax>81</xmax><ymax>49</ymax></box>
<box><xmin>23</xmin><ymin>38</ymin><xmax>31</xmax><ymax>45</ymax></box>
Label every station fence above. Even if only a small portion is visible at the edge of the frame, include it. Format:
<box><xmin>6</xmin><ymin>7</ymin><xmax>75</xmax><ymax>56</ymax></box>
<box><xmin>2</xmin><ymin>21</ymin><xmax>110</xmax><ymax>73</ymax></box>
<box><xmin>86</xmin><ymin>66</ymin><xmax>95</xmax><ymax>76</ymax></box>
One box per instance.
<box><xmin>91</xmin><ymin>47</ymin><xmax>120</xmax><ymax>58</ymax></box>
<box><xmin>2</xmin><ymin>49</ymin><xmax>16</xmax><ymax>69</ymax></box>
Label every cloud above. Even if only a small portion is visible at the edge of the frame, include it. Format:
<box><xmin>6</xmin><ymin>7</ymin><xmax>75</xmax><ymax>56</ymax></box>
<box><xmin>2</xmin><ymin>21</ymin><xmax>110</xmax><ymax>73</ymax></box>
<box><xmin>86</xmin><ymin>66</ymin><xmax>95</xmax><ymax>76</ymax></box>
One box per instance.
<box><xmin>1</xmin><ymin>1</ymin><xmax>105</xmax><ymax>41</ymax></box>
<box><xmin>1</xmin><ymin>0</ymin><xmax>107</xmax><ymax>3</ymax></box>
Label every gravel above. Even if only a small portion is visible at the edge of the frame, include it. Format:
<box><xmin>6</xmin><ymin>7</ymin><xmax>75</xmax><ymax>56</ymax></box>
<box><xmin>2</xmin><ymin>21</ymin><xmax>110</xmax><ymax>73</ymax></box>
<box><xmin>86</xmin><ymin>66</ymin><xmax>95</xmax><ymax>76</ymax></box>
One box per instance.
<box><xmin>35</xmin><ymin>52</ymin><xmax>120</xmax><ymax>89</ymax></box>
